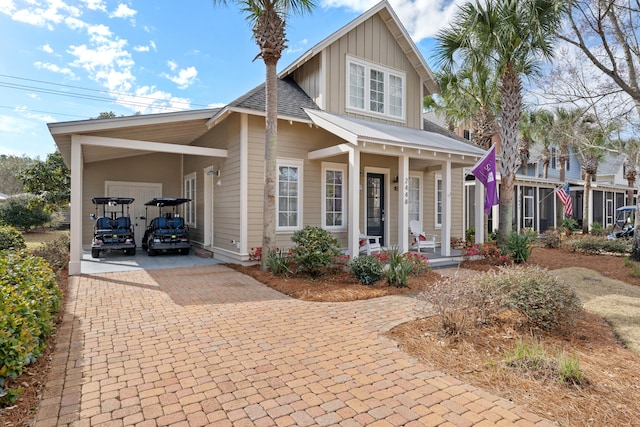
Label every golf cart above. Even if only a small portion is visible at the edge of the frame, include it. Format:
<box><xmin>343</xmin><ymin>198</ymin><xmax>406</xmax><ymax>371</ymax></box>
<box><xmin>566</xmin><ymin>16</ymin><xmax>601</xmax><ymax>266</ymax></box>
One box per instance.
<box><xmin>89</xmin><ymin>197</ymin><xmax>136</xmax><ymax>258</ymax></box>
<box><xmin>141</xmin><ymin>198</ymin><xmax>191</xmax><ymax>256</ymax></box>
<box><xmin>608</xmin><ymin>206</ymin><xmax>636</xmax><ymax>239</ymax></box>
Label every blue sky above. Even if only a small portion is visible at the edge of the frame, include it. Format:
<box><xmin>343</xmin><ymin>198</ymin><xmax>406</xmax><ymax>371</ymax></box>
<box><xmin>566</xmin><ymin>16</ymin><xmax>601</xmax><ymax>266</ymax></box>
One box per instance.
<box><xmin>0</xmin><ymin>0</ymin><xmax>464</xmax><ymax>159</ymax></box>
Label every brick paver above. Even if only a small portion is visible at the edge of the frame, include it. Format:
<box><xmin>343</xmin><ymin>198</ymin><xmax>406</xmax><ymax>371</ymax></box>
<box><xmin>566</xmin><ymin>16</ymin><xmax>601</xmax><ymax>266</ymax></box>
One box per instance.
<box><xmin>35</xmin><ymin>264</ymin><xmax>555</xmax><ymax>426</ymax></box>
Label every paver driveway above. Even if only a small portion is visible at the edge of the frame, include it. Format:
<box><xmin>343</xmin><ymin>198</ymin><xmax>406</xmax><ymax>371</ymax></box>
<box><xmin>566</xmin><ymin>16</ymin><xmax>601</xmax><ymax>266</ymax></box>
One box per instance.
<box><xmin>35</xmin><ymin>265</ymin><xmax>554</xmax><ymax>426</ymax></box>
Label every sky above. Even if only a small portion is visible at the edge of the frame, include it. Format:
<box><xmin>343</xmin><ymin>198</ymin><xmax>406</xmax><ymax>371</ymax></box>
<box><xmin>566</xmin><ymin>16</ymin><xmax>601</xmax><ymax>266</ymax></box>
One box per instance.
<box><xmin>0</xmin><ymin>0</ymin><xmax>466</xmax><ymax>159</ymax></box>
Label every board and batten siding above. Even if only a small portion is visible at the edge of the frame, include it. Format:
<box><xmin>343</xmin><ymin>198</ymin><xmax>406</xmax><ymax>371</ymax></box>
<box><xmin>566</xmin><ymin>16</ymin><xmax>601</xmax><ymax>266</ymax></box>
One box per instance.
<box><xmin>291</xmin><ymin>55</ymin><xmax>322</xmax><ymax>108</ymax></box>
<box><xmin>319</xmin><ymin>13</ymin><xmax>422</xmax><ymax>129</ymax></box>
<box><xmin>81</xmin><ymin>152</ymin><xmax>181</xmax><ymax>246</ymax></box>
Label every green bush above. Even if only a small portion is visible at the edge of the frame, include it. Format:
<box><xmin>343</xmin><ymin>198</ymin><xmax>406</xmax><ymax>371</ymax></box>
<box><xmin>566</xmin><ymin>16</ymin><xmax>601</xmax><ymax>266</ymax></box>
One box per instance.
<box><xmin>290</xmin><ymin>226</ymin><xmax>341</xmax><ymax>277</ymax></box>
<box><xmin>564</xmin><ymin>235</ymin><xmax>631</xmax><ymax>255</ymax></box>
<box><xmin>590</xmin><ymin>222</ymin><xmax>608</xmax><ymax>236</ymax></box>
<box><xmin>0</xmin><ymin>194</ymin><xmax>51</xmax><ymax>231</ymax></box>
<box><xmin>265</xmin><ymin>248</ymin><xmax>291</xmax><ymax>276</ymax></box>
<box><xmin>0</xmin><ymin>251</ymin><xmax>61</xmax><ymax>400</ymax></box>
<box><xmin>507</xmin><ymin>230</ymin><xmax>533</xmax><ymax>264</ymax></box>
<box><xmin>30</xmin><ymin>233</ymin><xmax>70</xmax><ymax>272</ymax></box>
<box><xmin>0</xmin><ymin>226</ymin><xmax>26</xmax><ymax>251</ymax></box>
<box><xmin>561</xmin><ymin>217</ymin><xmax>578</xmax><ymax>232</ymax></box>
<box><xmin>349</xmin><ymin>255</ymin><xmax>383</xmax><ymax>285</ymax></box>
<box><xmin>384</xmin><ymin>247</ymin><xmax>429</xmax><ymax>287</ymax></box>
<box><xmin>539</xmin><ymin>229</ymin><xmax>561</xmax><ymax>248</ymax></box>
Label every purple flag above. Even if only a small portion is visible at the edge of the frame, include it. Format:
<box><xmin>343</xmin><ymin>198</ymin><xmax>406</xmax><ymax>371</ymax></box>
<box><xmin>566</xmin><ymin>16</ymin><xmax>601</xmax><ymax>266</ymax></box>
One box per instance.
<box><xmin>471</xmin><ymin>145</ymin><xmax>499</xmax><ymax>215</ymax></box>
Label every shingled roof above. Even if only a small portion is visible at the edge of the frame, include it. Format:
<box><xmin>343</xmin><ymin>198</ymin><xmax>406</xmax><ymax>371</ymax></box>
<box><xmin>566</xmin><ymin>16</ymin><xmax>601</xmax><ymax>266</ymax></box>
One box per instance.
<box><xmin>228</xmin><ymin>77</ymin><xmax>320</xmax><ymax>120</ymax></box>
<box><xmin>422</xmin><ymin>118</ymin><xmax>473</xmax><ymax>144</ymax></box>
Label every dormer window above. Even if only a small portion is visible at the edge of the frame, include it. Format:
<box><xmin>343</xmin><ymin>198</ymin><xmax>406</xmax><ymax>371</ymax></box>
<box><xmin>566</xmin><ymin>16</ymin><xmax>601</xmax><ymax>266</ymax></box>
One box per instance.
<box><xmin>347</xmin><ymin>56</ymin><xmax>405</xmax><ymax>121</ymax></box>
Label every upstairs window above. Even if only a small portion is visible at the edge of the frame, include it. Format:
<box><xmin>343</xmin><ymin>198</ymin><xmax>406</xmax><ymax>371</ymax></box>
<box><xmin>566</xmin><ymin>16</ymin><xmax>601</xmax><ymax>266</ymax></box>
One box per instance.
<box><xmin>347</xmin><ymin>56</ymin><xmax>405</xmax><ymax>120</ymax></box>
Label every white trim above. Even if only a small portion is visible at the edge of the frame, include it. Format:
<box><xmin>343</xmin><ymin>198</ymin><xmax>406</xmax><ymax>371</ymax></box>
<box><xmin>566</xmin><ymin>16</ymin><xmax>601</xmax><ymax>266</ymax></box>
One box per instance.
<box><xmin>345</xmin><ymin>55</ymin><xmax>407</xmax><ymax>122</ymax></box>
<box><xmin>240</xmin><ymin>114</ymin><xmax>249</xmax><ymax>254</ymax></box>
<box><xmin>322</xmin><ymin>162</ymin><xmax>347</xmax><ymax>230</ymax></box>
<box><xmin>276</xmin><ymin>158</ymin><xmax>304</xmax><ymax>232</ymax></box>
<box><xmin>73</xmin><ymin>135</ymin><xmax>227</xmax><ymax>158</ymax></box>
<box><xmin>184</xmin><ymin>172</ymin><xmax>196</xmax><ymax>227</ymax></box>
<box><xmin>203</xmin><ymin>166</ymin><xmax>214</xmax><ymax>247</ymax></box>
<box><xmin>408</xmin><ymin>172</ymin><xmax>423</xmax><ymax>225</ymax></box>
<box><xmin>68</xmin><ymin>136</ymin><xmax>83</xmax><ymax>275</ymax></box>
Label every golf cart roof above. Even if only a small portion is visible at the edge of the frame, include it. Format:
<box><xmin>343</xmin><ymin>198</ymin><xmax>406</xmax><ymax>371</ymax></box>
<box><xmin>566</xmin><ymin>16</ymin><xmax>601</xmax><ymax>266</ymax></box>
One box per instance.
<box><xmin>144</xmin><ymin>197</ymin><xmax>191</xmax><ymax>207</ymax></box>
<box><xmin>91</xmin><ymin>197</ymin><xmax>135</xmax><ymax>205</ymax></box>
<box><xmin>617</xmin><ymin>206</ymin><xmax>637</xmax><ymax>211</ymax></box>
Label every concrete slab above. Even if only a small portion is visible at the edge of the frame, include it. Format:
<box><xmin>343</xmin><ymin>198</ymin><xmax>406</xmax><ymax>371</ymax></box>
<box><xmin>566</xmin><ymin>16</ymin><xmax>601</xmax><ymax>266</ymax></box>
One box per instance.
<box><xmin>81</xmin><ymin>248</ymin><xmax>221</xmax><ymax>274</ymax></box>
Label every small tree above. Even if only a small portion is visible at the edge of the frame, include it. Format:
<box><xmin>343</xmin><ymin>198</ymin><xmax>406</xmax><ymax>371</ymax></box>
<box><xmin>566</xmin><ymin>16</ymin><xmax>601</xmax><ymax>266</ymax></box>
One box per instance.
<box><xmin>18</xmin><ymin>150</ymin><xmax>70</xmax><ymax>212</ymax></box>
<box><xmin>0</xmin><ymin>194</ymin><xmax>51</xmax><ymax>231</ymax></box>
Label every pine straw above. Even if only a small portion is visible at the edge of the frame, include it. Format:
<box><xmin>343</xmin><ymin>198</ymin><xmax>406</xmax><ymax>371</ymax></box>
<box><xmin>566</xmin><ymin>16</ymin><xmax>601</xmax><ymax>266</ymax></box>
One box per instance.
<box><xmin>387</xmin><ymin>310</ymin><xmax>640</xmax><ymax>426</ymax></box>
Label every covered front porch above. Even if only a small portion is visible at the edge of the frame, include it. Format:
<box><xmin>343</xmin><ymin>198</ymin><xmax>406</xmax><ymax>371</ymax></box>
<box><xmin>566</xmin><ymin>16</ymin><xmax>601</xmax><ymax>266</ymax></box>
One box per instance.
<box><xmin>305</xmin><ymin>109</ymin><xmax>489</xmax><ymax>257</ymax></box>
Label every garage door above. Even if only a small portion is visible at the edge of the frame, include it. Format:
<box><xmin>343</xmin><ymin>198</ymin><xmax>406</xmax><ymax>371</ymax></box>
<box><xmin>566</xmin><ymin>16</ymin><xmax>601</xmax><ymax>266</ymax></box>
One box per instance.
<box><xmin>106</xmin><ymin>181</ymin><xmax>162</xmax><ymax>246</ymax></box>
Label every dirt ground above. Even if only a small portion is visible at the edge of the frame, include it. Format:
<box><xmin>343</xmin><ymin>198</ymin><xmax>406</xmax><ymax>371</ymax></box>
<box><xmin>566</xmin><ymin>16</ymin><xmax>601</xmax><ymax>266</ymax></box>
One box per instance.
<box><xmin>3</xmin><ymin>247</ymin><xmax>640</xmax><ymax>426</ymax></box>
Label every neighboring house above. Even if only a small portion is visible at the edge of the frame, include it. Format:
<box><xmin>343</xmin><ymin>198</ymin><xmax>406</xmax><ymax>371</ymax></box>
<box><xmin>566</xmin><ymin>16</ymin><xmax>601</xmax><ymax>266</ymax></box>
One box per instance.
<box><xmin>48</xmin><ymin>1</ymin><xmax>488</xmax><ymax>275</ymax></box>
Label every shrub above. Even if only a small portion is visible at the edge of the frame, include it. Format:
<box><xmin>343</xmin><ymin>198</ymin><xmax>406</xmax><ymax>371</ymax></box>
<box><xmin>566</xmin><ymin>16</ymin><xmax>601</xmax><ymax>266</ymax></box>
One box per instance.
<box><xmin>539</xmin><ymin>229</ymin><xmax>561</xmax><ymax>248</ymax></box>
<box><xmin>349</xmin><ymin>255</ymin><xmax>383</xmax><ymax>285</ymax></box>
<box><xmin>462</xmin><ymin>242</ymin><xmax>510</xmax><ymax>265</ymax></box>
<box><xmin>0</xmin><ymin>226</ymin><xmax>26</xmax><ymax>251</ymax></box>
<box><xmin>290</xmin><ymin>226</ymin><xmax>341</xmax><ymax>277</ymax></box>
<box><xmin>0</xmin><ymin>250</ymin><xmax>61</xmax><ymax>401</ymax></box>
<box><xmin>0</xmin><ymin>194</ymin><xmax>51</xmax><ymax>231</ymax></box>
<box><xmin>30</xmin><ymin>233</ymin><xmax>70</xmax><ymax>272</ymax></box>
<box><xmin>465</xmin><ymin>227</ymin><xmax>475</xmax><ymax>243</ymax></box>
<box><xmin>248</xmin><ymin>247</ymin><xmax>262</xmax><ymax>262</ymax></box>
<box><xmin>265</xmin><ymin>248</ymin><xmax>291</xmax><ymax>276</ymax></box>
<box><xmin>384</xmin><ymin>247</ymin><xmax>429</xmax><ymax>287</ymax></box>
<box><xmin>507</xmin><ymin>230</ymin><xmax>533</xmax><ymax>264</ymax></box>
<box><xmin>497</xmin><ymin>266</ymin><xmax>583</xmax><ymax>331</ymax></box>
<box><xmin>590</xmin><ymin>222</ymin><xmax>608</xmax><ymax>236</ymax></box>
<box><xmin>563</xmin><ymin>235</ymin><xmax>631</xmax><ymax>255</ymax></box>
<box><xmin>561</xmin><ymin>217</ymin><xmax>578</xmax><ymax>233</ymax></box>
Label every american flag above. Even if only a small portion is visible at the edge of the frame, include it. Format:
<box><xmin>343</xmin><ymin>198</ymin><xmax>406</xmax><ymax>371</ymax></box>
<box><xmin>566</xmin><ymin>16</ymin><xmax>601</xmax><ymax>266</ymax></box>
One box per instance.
<box><xmin>556</xmin><ymin>182</ymin><xmax>573</xmax><ymax>216</ymax></box>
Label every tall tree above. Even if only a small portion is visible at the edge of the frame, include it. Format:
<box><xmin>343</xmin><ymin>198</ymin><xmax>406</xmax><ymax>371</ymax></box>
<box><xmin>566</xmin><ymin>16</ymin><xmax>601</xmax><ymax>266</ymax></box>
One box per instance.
<box><xmin>18</xmin><ymin>150</ymin><xmax>70</xmax><ymax>212</ymax></box>
<box><xmin>558</xmin><ymin>0</ymin><xmax>640</xmax><ymax>259</ymax></box>
<box><xmin>0</xmin><ymin>154</ymin><xmax>36</xmax><ymax>195</ymax></box>
<box><xmin>212</xmin><ymin>0</ymin><xmax>315</xmax><ymax>271</ymax></box>
<box><xmin>435</xmin><ymin>0</ymin><xmax>565</xmax><ymax>245</ymax></box>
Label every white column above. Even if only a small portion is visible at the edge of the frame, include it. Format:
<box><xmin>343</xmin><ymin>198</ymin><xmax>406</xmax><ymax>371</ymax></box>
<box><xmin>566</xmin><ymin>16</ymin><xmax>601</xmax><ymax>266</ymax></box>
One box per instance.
<box><xmin>397</xmin><ymin>155</ymin><xmax>409</xmax><ymax>253</ymax></box>
<box><xmin>587</xmin><ymin>186</ymin><xmax>593</xmax><ymax>229</ymax></box>
<box><xmin>441</xmin><ymin>160</ymin><xmax>452</xmax><ymax>256</ymax></box>
<box><xmin>348</xmin><ymin>146</ymin><xmax>360</xmax><ymax>257</ymax></box>
<box><xmin>69</xmin><ymin>136</ymin><xmax>83</xmax><ymax>275</ymax></box>
<box><xmin>474</xmin><ymin>180</ymin><xmax>485</xmax><ymax>243</ymax></box>
<box><xmin>239</xmin><ymin>114</ymin><xmax>248</xmax><ymax>254</ymax></box>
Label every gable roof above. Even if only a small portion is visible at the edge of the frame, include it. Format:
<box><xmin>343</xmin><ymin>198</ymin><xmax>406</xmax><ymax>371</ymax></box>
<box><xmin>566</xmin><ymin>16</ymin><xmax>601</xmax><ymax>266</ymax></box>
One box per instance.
<box><xmin>278</xmin><ymin>1</ymin><xmax>438</xmax><ymax>94</ymax></box>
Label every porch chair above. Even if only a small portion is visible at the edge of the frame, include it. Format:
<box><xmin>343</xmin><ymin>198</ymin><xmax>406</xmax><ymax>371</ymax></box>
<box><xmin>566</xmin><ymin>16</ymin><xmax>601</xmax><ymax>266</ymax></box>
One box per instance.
<box><xmin>358</xmin><ymin>231</ymin><xmax>382</xmax><ymax>255</ymax></box>
<box><xmin>409</xmin><ymin>220</ymin><xmax>437</xmax><ymax>253</ymax></box>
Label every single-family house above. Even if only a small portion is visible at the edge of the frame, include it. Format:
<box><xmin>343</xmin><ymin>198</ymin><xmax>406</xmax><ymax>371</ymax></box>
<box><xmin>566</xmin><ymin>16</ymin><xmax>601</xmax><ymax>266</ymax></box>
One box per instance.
<box><xmin>48</xmin><ymin>1</ymin><xmax>489</xmax><ymax>275</ymax></box>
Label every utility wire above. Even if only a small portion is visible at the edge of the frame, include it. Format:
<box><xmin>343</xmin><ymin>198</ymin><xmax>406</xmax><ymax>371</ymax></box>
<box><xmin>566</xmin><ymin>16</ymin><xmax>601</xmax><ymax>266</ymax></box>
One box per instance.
<box><xmin>0</xmin><ymin>105</ymin><xmax>87</xmax><ymax>118</ymax></box>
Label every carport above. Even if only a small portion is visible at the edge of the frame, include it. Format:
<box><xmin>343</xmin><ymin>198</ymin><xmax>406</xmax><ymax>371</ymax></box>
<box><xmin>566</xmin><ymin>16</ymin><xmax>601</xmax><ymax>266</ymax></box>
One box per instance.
<box><xmin>48</xmin><ymin>109</ymin><xmax>228</xmax><ymax>275</ymax></box>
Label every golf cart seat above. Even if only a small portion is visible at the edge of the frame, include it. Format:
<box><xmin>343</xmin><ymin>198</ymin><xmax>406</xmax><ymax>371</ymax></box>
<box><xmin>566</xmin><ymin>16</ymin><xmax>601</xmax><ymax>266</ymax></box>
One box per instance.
<box><xmin>96</xmin><ymin>217</ymin><xmax>114</xmax><ymax>232</ymax></box>
<box><xmin>115</xmin><ymin>216</ymin><xmax>132</xmax><ymax>233</ymax></box>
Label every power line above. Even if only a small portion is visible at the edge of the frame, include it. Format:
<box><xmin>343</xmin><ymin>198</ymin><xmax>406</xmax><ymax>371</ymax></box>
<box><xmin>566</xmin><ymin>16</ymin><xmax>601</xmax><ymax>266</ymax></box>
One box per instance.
<box><xmin>0</xmin><ymin>105</ymin><xmax>87</xmax><ymax>119</ymax></box>
<box><xmin>0</xmin><ymin>73</ymin><xmax>215</xmax><ymax>111</ymax></box>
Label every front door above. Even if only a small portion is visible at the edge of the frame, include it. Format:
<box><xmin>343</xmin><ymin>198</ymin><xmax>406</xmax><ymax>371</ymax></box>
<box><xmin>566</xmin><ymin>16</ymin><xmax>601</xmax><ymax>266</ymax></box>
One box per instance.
<box><xmin>366</xmin><ymin>173</ymin><xmax>385</xmax><ymax>246</ymax></box>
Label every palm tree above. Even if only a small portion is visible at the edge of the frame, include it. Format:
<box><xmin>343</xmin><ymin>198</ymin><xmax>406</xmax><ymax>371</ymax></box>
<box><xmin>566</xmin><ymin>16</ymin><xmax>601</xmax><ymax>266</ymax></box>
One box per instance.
<box><xmin>212</xmin><ymin>0</ymin><xmax>315</xmax><ymax>271</ymax></box>
<box><xmin>435</xmin><ymin>0</ymin><xmax>565</xmax><ymax>245</ymax></box>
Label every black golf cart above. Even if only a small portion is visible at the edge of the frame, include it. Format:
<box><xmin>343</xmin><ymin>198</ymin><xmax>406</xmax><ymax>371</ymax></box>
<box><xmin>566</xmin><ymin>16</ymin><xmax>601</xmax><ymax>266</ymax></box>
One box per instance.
<box><xmin>89</xmin><ymin>197</ymin><xmax>136</xmax><ymax>258</ymax></box>
<box><xmin>608</xmin><ymin>206</ymin><xmax>636</xmax><ymax>239</ymax></box>
<box><xmin>141</xmin><ymin>197</ymin><xmax>191</xmax><ymax>256</ymax></box>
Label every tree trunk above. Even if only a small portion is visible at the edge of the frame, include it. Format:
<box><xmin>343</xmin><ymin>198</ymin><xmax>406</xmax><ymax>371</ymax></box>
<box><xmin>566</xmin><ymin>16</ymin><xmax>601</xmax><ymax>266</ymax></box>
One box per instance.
<box><xmin>261</xmin><ymin>62</ymin><xmax>278</xmax><ymax>271</ymax></box>
<box><xmin>582</xmin><ymin>173</ymin><xmax>591</xmax><ymax>234</ymax></box>
<box><xmin>497</xmin><ymin>65</ymin><xmax>522</xmax><ymax>246</ymax></box>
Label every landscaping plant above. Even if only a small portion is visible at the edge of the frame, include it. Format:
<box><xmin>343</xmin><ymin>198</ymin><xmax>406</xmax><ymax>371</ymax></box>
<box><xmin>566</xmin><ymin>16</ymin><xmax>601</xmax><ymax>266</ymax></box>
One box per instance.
<box><xmin>349</xmin><ymin>255</ymin><xmax>383</xmax><ymax>285</ymax></box>
<box><xmin>0</xmin><ymin>226</ymin><xmax>26</xmax><ymax>251</ymax></box>
<box><xmin>564</xmin><ymin>235</ymin><xmax>631</xmax><ymax>255</ymax></box>
<box><xmin>507</xmin><ymin>229</ymin><xmax>534</xmax><ymax>264</ymax></box>
<box><xmin>289</xmin><ymin>226</ymin><xmax>341</xmax><ymax>277</ymax></box>
<box><xmin>265</xmin><ymin>248</ymin><xmax>291</xmax><ymax>276</ymax></box>
<box><xmin>384</xmin><ymin>247</ymin><xmax>429</xmax><ymax>287</ymax></box>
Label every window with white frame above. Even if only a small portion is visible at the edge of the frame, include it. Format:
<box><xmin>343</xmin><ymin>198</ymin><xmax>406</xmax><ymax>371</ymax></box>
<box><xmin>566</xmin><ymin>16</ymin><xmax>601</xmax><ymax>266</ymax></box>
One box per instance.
<box><xmin>184</xmin><ymin>172</ymin><xmax>196</xmax><ymax>227</ymax></box>
<box><xmin>322</xmin><ymin>163</ymin><xmax>346</xmax><ymax>229</ymax></box>
<box><xmin>408</xmin><ymin>175</ymin><xmax>422</xmax><ymax>223</ymax></box>
<box><xmin>277</xmin><ymin>160</ymin><xmax>303</xmax><ymax>231</ymax></box>
<box><xmin>346</xmin><ymin>56</ymin><xmax>405</xmax><ymax>120</ymax></box>
<box><xmin>435</xmin><ymin>174</ymin><xmax>442</xmax><ymax>228</ymax></box>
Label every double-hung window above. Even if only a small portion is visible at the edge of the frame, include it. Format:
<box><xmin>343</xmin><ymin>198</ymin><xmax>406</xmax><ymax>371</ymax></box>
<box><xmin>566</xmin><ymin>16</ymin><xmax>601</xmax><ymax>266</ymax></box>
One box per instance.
<box><xmin>184</xmin><ymin>172</ymin><xmax>196</xmax><ymax>227</ymax></box>
<box><xmin>408</xmin><ymin>174</ymin><xmax>422</xmax><ymax>224</ymax></box>
<box><xmin>347</xmin><ymin>56</ymin><xmax>405</xmax><ymax>120</ymax></box>
<box><xmin>277</xmin><ymin>159</ymin><xmax>303</xmax><ymax>231</ymax></box>
<box><xmin>322</xmin><ymin>163</ymin><xmax>346</xmax><ymax>229</ymax></box>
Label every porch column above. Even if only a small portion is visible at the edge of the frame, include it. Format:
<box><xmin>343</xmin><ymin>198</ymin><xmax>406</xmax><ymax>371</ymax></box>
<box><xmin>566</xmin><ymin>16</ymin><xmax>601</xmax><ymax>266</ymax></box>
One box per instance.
<box><xmin>397</xmin><ymin>155</ymin><xmax>409</xmax><ymax>253</ymax></box>
<box><xmin>348</xmin><ymin>146</ymin><xmax>360</xmax><ymax>257</ymax></box>
<box><xmin>474</xmin><ymin>180</ymin><xmax>485</xmax><ymax>243</ymax></box>
<box><xmin>69</xmin><ymin>136</ymin><xmax>83</xmax><ymax>275</ymax></box>
<box><xmin>587</xmin><ymin>187</ymin><xmax>593</xmax><ymax>230</ymax></box>
<box><xmin>441</xmin><ymin>160</ymin><xmax>452</xmax><ymax>256</ymax></box>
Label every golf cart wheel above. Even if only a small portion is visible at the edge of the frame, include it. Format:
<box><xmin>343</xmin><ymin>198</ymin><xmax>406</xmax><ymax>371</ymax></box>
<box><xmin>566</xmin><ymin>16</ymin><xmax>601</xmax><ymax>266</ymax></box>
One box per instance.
<box><xmin>91</xmin><ymin>248</ymin><xmax>100</xmax><ymax>258</ymax></box>
<box><xmin>147</xmin><ymin>246</ymin><xmax>157</xmax><ymax>256</ymax></box>
<box><xmin>180</xmin><ymin>248</ymin><xmax>190</xmax><ymax>255</ymax></box>
<box><xmin>125</xmin><ymin>248</ymin><xmax>135</xmax><ymax>256</ymax></box>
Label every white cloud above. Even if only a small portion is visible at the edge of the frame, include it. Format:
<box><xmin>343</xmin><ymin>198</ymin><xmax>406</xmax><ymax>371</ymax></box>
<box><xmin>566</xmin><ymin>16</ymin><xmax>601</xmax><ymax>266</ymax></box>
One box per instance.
<box><xmin>286</xmin><ymin>38</ymin><xmax>308</xmax><ymax>55</ymax></box>
<box><xmin>167</xmin><ymin>60</ymin><xmax>178</xmax><ymax>71</ymax></box>
<box><xmin>81</xmin><ymin>0</ymin><xmax>106</xmax><ymax>12</ymax></box>
<box><xmin>15</xmin><ymin>105</ymin><xmax>55</xmax><ymax>122</ymax></box>
<box><xmin>65</xmin><ymin>16</ymin><xmax>86</xmax><ymax>30</ymax></box>
<box><xmin>110</xmin><ymin>3</ymin><xmax>136</xmax><ymax>19</ymax></box>
<box><xmin>0</xmin><ymin>115</ymin><xmax>31</xmax><ymax>134</ymax></box>
<box><xmin>115</xmin><ymin>86</ymin><xmax>192</xmax><ymax>113</ymax></box>
<box><xmin>134</xmin><ymin>45</ymin><xmax>149</xmax><ymax>52</ymax></box>
<box><xmin>34</xmin><ymin>61</ymin><xmax>76</xmax><ymax>78</ymax></box>
<box><xmin>163</xmin><ymin>66</ymin><xmax>198</xmax><ymax>90</ymax></box>
<box><xmin>40</xmin><ymin>43</ymin><xmax>54</xmax><ymax>53</ymax></box>
<box><xmin>319</xmin><ymin>0</ymin><xmax>466</xmax><ymax>41</ymax></box>
<box><xmin>6</xmin><ymin>0</ymin><xmax>81</xmax><ymax>30</ymax></box>
<box><xmin>0</xmin><ymin>1</ymin><xmax>16</xmax><ymax>16</ymax></box>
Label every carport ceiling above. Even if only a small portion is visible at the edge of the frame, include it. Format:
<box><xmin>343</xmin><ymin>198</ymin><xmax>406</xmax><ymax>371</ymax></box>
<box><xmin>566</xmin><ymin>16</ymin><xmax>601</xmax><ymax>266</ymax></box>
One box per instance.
<box><xmin>49</xmin><ymin>109</ymin><xmax>219</xmax><ymax>165</ymax></box>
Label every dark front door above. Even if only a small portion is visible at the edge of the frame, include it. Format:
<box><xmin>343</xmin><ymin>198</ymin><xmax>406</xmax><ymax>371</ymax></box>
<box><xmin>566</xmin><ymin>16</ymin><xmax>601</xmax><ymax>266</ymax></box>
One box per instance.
<box><xmin>366</xmin><ymin>173</ymin><xmax>385</xmax><ymax>246</ymax></box>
